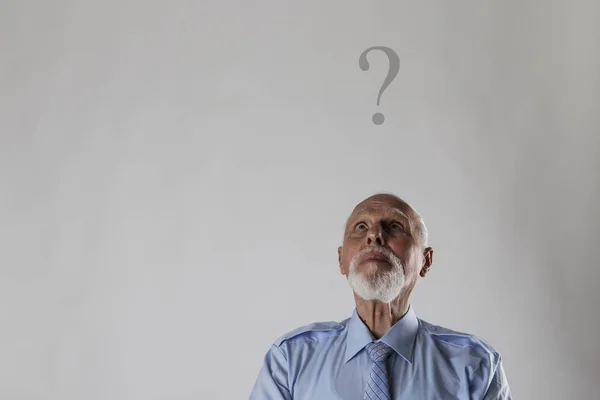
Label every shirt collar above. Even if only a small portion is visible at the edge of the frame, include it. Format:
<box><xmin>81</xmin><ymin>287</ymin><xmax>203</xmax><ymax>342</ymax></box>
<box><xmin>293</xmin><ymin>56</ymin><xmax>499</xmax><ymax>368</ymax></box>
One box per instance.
<box><xmin>343</xmin><ymin>304</ymin><xmax>419</xmax><ymax>364</ymax></box>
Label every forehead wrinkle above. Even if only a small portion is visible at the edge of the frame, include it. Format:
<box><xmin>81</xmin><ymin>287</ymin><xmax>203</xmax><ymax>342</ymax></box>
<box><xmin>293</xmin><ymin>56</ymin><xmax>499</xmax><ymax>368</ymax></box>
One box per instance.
<box><xmin>350</xmin><ymin>206</ymin><xmax>410</xmax><ymax>221</ymax></box>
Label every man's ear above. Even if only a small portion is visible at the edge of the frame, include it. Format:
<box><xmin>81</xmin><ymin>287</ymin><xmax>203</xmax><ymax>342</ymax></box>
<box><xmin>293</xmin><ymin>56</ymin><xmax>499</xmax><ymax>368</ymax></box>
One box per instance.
<box><xmin>338</xmin><ymin>246</ymin><xmax>344</xmax><ymax>275</ymax></box>
<box><xmin>419</xmin><ymin>247</ymin><xmax>434</xmax><ymax>277</ymax></box>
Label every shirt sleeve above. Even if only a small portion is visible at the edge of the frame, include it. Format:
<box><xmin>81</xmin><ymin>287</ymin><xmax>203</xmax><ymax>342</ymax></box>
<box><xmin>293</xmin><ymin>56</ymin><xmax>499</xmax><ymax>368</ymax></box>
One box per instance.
<box><xmin>470</xmin><ymin>352</ymin><xmax>512</xmax><ymax>400</ymax></box>
<box><xmin>249</xmin><ymin>344</ymin><xmax>292</xmax><ymax>400</ymax></box>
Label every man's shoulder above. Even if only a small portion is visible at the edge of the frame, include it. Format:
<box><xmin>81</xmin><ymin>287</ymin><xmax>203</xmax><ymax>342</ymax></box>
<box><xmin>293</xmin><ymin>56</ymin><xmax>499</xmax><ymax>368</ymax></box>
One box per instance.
<box><xmin>418</xmin><ymin>318</ymin><xmax>500</xmax><ymax>359</ymax></box>
<box><xmin>273</xmin><ymin>317</ymin><xmax>350</xmax><ymax>347</ymax></box>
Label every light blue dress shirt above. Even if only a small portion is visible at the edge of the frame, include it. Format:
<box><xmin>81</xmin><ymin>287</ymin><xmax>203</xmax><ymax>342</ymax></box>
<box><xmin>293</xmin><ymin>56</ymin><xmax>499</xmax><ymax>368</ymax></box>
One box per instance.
<box><xmin>250</xmin><ymin>306</ymin><xmax>511</xmax><ymax>399</ymax></box>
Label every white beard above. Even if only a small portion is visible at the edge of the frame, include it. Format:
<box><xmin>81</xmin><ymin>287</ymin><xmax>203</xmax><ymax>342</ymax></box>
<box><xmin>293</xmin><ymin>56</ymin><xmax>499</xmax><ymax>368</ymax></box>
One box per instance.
<box><xmin>347</xmin><ymin>247</ymin><xmax>405</xmax><ymax>303</ymax></box>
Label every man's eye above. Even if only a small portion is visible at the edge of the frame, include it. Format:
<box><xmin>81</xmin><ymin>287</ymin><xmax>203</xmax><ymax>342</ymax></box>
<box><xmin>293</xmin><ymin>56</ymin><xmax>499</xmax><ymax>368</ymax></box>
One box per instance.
<box><xmin>389</xmin><ymin>222</ymin><xmax>404</xmax><ymax>230</ymax></box>
<box><xmin>355</xmin><ymin>223</ymin><xmax>367</xmax><ymax>230</ymax></box>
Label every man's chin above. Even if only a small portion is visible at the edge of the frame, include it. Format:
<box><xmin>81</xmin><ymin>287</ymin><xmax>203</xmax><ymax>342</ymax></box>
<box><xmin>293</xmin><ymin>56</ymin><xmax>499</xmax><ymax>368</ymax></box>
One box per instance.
<box><xmin>347</xmin><ymin>270</ymin><xmax>405</xmax><ymax>303</ymax></box>
<box><xmin>357</xmin><ymin>262</ymin><xmax>392</xmax><ymax>276</ymax></box>
<box><xmin>354</xmin><ymin>289</ymin><xmax>401</xmax><ymax>303</ymax></box>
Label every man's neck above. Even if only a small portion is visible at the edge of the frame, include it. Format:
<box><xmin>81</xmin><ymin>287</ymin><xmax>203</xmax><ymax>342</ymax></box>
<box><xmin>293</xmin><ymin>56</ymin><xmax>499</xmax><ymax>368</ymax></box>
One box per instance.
<box><xmin>354</xmin><ymin>294</ymin><xmax>410</xmax><ymax>339</ymax></box>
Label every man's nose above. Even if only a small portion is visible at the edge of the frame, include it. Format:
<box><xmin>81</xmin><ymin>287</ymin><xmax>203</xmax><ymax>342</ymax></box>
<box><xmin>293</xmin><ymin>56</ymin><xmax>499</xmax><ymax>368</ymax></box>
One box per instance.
<box><xmin>366</xmin><ymin>225</ymin><xmax>385</xmax><ymax>246</ymax></box>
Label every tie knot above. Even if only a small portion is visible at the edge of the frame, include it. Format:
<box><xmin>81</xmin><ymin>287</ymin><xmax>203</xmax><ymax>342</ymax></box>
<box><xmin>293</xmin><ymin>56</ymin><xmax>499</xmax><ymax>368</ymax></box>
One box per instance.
<box><xmin>366</xmin><ymin>341</ymin><xmax>393</xmax><ymax>362</ymax></box>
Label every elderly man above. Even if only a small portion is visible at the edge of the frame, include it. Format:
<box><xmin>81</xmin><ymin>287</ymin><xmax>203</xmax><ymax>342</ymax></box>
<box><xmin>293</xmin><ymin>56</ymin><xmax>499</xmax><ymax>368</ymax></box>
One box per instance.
<box><xmin>250</xmin><ymin>193</ymin><xmax>511</xmax><ymax>399</ymax></box>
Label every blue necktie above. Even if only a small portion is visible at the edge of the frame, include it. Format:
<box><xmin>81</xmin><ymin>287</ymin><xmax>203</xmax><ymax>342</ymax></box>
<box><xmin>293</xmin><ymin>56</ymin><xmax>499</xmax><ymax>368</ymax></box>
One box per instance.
<box><xmin>364</xmin><ymin>341</ymin><xmax>393</xmax><ymax>400</ymax></box>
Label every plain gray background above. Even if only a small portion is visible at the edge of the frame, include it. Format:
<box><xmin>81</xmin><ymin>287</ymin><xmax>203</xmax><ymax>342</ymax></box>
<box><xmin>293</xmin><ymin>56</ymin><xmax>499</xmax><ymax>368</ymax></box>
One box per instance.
<box><xmin>1</xmin><ymin>1</ymin><xmax>599</xmax><ymax>399</ymax></box>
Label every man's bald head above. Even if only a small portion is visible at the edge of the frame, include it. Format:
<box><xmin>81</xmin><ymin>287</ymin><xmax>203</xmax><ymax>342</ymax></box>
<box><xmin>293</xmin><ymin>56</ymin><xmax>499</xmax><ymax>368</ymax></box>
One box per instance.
<box><xmin>344</xmin><ymin>193</ymin><xmax>429</xmax><ymax>249</ymax></box>
<box><xmin>338</xmin><ymin>192</ymin><xmax>434</xmax><ymax>305</ymax></box>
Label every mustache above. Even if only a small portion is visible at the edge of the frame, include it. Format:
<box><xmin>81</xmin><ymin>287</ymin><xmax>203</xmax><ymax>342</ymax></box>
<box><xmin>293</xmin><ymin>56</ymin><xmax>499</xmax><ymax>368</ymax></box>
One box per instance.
<box><xmin>354</xmin><ymin>246</ymin><xmax>400</xmax><ymax>263</ymax></box>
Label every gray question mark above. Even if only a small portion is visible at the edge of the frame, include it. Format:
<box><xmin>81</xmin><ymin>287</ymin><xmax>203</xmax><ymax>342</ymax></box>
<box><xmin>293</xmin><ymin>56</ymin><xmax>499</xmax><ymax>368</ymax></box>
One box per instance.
<box><xmin>359</xmin><ymin>46</ymin><xmax>400</xmax><ymax>125</ymax></box>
